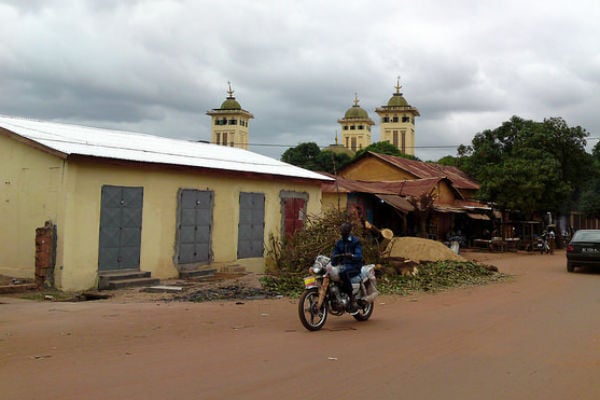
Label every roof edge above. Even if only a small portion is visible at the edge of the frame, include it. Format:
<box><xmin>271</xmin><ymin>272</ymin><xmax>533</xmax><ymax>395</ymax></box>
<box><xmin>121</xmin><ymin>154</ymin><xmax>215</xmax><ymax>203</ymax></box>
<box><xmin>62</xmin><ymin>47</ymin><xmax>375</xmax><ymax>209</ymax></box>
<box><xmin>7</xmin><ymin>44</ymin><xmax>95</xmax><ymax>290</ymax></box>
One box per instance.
<box><xmin>0</xmin><ymin>126</ymin><xmax>68</xmax><ymax>159</ymax></box>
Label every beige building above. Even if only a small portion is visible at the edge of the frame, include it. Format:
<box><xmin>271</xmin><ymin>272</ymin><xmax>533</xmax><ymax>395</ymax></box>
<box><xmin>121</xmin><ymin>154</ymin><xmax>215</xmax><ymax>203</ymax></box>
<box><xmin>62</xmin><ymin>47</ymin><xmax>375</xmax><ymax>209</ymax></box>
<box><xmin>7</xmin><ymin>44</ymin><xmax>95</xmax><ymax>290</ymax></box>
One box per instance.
<box><xmin>206</xmin><ymin>82</ymin><xmax>254</xmax><ymax>150</ymax></box>
<box><xmin>0</xmin><ymin>116</ymin><xmax>330</xmax><ymax>291</ymax></box>
<box><xmin>338</xmin><ymin>94</ymin><xmax>374</xmax><ymax>152</ymax></box>
<box><xmin>375</xmin><ymin>78</ymin><xmax>420</xmax><ymax>156</ymax></box>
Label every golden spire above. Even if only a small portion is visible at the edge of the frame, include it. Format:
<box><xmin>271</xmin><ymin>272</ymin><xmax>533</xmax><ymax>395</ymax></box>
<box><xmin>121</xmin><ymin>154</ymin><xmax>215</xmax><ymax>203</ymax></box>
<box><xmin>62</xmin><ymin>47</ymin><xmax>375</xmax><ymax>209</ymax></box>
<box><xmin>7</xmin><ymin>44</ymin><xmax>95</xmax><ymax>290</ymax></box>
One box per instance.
<box><xmin>227</xmin><ymin>81</ymin><xmax>235</xmax><ymax>98</ymax></box>
<box><xmin>395</xmin><ymin>76</ymin><xmax>402</xmax><ymax>94</ymax></box>
<box><xmin>353</xmin><ymin>92</ymin><xmax>360</xmax><ymax>106</ymax></box>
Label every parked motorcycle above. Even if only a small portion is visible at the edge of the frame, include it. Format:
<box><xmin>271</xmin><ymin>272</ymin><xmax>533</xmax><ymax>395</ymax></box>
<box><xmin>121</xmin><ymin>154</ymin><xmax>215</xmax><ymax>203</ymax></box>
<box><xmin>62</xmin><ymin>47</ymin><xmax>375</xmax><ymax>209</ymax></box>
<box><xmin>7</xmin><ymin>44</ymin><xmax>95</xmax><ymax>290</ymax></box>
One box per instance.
<box><xmin>298</xmin><ymin>255</ymin><xmax>379</xmax><ymax>331</ymax></box>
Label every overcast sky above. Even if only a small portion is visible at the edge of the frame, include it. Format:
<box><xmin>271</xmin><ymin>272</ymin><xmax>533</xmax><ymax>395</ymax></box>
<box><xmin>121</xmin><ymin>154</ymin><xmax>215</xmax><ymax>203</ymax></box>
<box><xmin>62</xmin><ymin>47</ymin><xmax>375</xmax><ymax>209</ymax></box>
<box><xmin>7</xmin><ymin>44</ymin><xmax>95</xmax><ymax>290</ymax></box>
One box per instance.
<box><xmin>1</xmin><ymin>0</ymin><xmax>599</xmax><ymax>161</ymax></box>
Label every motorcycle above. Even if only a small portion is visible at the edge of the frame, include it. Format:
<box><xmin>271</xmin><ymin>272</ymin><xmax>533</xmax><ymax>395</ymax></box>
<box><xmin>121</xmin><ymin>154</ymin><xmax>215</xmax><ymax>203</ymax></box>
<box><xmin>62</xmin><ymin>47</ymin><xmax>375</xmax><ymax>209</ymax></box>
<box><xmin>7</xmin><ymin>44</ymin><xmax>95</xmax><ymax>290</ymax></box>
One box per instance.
<box><xmin>535</xmin><ymin>233</ymin><xmax>551</xmax><ymax>254</ymax></box>
<box><xmin>298</xmin><ymin>254</ymin><xmax>379</xmax><ymax>331</ymax></box>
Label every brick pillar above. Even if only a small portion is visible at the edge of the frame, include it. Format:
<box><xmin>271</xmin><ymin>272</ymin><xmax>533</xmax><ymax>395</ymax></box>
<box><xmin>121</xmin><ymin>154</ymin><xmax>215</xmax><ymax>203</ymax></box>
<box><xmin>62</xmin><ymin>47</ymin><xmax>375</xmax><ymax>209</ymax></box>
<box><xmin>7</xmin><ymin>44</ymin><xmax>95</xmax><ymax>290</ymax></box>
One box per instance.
<box><xmin>35</xmin><ymin>221</ymin><xmax>56</xmax><ymax>288</ymax></box>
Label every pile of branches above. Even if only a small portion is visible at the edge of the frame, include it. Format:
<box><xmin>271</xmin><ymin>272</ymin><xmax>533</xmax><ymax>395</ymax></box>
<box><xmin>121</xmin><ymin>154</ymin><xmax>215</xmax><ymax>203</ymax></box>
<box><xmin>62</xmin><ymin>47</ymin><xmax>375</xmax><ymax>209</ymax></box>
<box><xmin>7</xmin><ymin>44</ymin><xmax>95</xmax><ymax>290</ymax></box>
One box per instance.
<box><xmin>376</xmin><ymin>260</ymin><xmax>506</xmax><ymax>295</ymax></box>
<box><xmin>263</xmin><ymin>210</ymin><xmax>507</xmax><ymax>298</ymax></box>
<box><xmin>267</xmin><ymin>209</ymin><xmax>383</xmax><ymax>274</ymax></box>
<box><xmin>260</xmin><ymin>260</ymin><xmax>507</xmax><ymax>298</ymax></box>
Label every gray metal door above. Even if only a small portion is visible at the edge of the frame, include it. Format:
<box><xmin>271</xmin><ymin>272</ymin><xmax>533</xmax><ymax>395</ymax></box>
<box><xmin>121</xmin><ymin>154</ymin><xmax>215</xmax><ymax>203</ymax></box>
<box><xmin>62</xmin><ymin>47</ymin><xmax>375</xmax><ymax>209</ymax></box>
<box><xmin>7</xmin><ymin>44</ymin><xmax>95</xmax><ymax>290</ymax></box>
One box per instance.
<box><xmin>238</xmin><ymin>192</ymin><xmax>265</xmax><ymax>259</ymax></box>
<box><xmin>98</xmin><ymin>185</ymin><xmax>143</xmax><ymax>271</ymax></box>
<box><xmin>177</xmin><ymin>189</ymin><xmax>213</xmax><ymax>264</ymax></box>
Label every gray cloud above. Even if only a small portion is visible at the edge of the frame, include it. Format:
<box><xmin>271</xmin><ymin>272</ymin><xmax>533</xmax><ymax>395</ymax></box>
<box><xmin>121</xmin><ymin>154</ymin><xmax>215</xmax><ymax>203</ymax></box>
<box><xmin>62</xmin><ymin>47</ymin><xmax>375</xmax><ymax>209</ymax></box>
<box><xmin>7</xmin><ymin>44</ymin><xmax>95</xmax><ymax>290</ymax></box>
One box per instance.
<box><xmin>1</xmin><ymin>0</ymin><xmax>599</xmax><ymax>161</ymax></box>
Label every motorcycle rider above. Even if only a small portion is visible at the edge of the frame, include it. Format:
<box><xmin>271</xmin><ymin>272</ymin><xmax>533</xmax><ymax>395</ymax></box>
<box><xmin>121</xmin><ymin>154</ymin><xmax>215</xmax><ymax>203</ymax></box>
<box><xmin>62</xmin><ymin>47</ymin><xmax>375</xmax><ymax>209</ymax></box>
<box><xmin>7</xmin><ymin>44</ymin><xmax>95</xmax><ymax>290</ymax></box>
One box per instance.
<box><xmin>331</xmin><ymin>222</ymin><xmax>363</xmax><ymax>314</ymax></box>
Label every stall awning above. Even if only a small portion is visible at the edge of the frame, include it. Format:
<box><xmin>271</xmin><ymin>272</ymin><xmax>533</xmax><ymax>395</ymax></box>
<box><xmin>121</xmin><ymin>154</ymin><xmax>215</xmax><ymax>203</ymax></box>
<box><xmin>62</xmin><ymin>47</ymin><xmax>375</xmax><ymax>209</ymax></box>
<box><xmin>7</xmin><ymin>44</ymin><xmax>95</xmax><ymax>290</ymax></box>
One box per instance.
<box><xmin>434</xmin><ymin>204</ymin><xmax>466</xmax><ymax>214</ymax></box>
<box><xmin>467</xmin><ymin>212</ymin><xmax>490</xmax><ymax>220</ymax></box>
<box><xmin>375</xmin><ymin>194</ymin><xmax>414</xmax><ymax>213</ymax></box>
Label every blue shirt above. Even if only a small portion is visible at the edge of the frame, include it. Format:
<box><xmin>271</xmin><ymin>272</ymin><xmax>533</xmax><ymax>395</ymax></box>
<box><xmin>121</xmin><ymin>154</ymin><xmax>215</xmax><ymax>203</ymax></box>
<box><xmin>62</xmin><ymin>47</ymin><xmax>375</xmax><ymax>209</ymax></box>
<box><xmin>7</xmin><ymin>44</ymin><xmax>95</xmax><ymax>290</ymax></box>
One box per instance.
<box><xmin>331</xmin><ymin>235</ymin><xmax>363</xmax><ymax>269</ymax></box>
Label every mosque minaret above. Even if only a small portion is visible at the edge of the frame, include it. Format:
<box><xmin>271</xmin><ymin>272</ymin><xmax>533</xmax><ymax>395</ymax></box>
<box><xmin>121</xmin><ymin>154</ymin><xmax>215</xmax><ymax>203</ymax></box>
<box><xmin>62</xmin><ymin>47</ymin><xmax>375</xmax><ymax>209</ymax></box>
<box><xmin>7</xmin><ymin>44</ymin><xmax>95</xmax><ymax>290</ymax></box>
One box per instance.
<box><xmin>375</xmin><ymin>77</ymin><xmax>420</xmax><ymax>156</ymax></box>
<box><xmin>206</xmin><ymin>82</ymin><xmax>254</xmax><ymax>150</ymax></box>
<box><xmin>337</xmin><ymin>93</ymin><xmax>375</xmax><ymax>152</ymax></box>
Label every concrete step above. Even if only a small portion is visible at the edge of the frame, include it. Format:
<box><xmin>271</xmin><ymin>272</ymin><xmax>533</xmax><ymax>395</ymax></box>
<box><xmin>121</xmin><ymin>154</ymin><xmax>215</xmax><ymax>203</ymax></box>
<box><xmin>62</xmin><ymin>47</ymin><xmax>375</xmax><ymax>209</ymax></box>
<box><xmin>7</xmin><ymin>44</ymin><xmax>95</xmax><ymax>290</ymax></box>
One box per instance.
<box><xmin>221</xmin><ymin>264</ymin><xmax>246</xmax><ymax>273</ymax></box>
<box><xmin>0</xmin><ymin>283</ymin><xmax>38</xmax><ymax>294</ymax></box>
<box><xmin>104</xmin><ymin>277</ymin><xmax>161</xmax><ymax>290</ymax></box>
<box><xmin>98</xmin><ymin>270</ymin><xmax>159</xmax><ymax>290</ymax></box>
<box><xmin>179</xmin><ymin>268</ymin><xmax>217</xmax><ymax>280</ymax></box>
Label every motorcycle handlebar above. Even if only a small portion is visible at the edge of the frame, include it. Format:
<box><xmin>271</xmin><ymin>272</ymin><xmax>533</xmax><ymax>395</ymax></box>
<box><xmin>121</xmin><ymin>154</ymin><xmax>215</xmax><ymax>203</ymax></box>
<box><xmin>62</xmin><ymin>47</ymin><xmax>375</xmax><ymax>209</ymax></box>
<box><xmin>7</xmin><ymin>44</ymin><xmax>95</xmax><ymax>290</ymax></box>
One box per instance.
<box><xmin>332</xmin><ymin>253</ymin><xmax>353</xmax><ymax>259</ymax></box>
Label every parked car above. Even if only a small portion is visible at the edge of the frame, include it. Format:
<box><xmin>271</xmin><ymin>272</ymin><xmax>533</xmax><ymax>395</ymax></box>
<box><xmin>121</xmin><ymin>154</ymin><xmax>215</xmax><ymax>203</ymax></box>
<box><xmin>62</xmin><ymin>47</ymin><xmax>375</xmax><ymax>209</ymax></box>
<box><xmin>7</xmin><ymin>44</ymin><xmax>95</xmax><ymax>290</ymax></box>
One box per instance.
<box><xmin>566</xmin><ymin>229</ymin><xmax>600</xmax><ymax>272</ymax></box>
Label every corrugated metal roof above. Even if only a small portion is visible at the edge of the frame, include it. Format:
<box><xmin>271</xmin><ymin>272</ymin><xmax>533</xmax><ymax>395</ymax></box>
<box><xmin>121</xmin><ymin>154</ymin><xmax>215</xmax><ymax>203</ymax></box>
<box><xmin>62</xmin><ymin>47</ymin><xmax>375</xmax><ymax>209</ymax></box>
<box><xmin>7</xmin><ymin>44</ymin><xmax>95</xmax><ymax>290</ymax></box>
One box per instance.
<box><xmin>375</xmin><ymin>194</ymin><xmax>415</xmax><ymax>213</ymax></box>
<box><xmin>322</xmin><ymin>174</ymin><xmax>462</xmax><ymax>200</ymax></box>
<box><xmin>322</xmin><ymin>173</ymin><xmax>490</xmax><ymax>215</ymax></box>
<box><xmin>321</xmin><ymin>175</ymin><xmax>400</xmax><ymax>194</ymax></box>
<box><xmin>366</xmin><ymin>152</ymin><xmax>480</xmax><ymax>190</ymax></box>
<box><xmin>0</xmin><ymin>115</ymin><xmax>332</xmax><ymax>182</ymax></box>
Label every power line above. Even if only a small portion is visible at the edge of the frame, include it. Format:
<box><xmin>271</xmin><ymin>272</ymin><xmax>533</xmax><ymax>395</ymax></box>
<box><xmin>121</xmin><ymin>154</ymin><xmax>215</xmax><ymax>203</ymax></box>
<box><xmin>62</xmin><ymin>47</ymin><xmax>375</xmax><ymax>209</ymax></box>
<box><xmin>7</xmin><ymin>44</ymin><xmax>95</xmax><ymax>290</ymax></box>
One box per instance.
<box><xmin>219</xmin><ymin>137</ymin><xmax>600</xmax><ymax>150</ymax></box>
<box><xmin>246</xmin><ymin>142</ymin><xmax>460</xmax><ymax>149</ymax></box>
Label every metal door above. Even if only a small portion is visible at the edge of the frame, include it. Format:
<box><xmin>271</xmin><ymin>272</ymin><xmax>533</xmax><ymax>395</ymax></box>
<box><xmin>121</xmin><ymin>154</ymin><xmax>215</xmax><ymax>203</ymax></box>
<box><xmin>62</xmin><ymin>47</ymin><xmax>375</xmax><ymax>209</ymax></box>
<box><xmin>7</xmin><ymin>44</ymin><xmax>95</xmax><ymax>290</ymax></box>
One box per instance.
<box><xmin>238</xmin><ymin>192</ymin><xmax>265</xmax><ymax>259</ymax></box>
<box><xmin>98</xmin><ymin>185</ymin><xmax>143</xmax><ymax>271</ymax></box>
<box><xmin>283</xmin><ymin>197</ymin><xmax>306</xmax><ymax>239</ymax></box>
<box><xmin>176</xmin><ymin>189</ymin><xmax>213</xmax><ymax>264</ymax></box>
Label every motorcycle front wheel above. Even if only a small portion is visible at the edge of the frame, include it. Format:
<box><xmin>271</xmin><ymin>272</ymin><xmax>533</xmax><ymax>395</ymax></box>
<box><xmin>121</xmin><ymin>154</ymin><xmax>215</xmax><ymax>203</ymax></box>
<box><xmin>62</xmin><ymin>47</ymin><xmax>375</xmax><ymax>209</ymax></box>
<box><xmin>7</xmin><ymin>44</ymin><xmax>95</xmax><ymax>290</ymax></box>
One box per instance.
<box><xmin>353</xmin><ymin>300</ymin><xmax>374</xmax><ymax>321</ymax></box>
<box><xmin>298</xmin><ymin>288</ymin><xmax>328</xmax><ymax>331</ymax></box>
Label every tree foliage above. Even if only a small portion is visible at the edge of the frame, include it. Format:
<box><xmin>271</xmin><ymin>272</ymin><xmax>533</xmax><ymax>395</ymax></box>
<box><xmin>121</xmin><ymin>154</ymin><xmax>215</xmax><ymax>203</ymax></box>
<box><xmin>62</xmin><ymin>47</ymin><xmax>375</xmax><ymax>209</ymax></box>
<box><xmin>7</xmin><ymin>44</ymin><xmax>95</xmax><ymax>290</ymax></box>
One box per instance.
<box><xmin>577</xmin><ymin>141</ymin><xmax>600</xmax><ymax>217</ymax></box>
<box><xmin>316</xmin><ymin>151</ymin><xmax>352</xmax><ymax>174</ymax></box>
<box><xmin>281</xmin><ymin>141</ymin><xmax>419</xmax><ymax>173</ymax></box>
<box><xmin>281</xmin><ymin>142</ymin><xmax>352</xmax><ymax>173</ymax></box>
<box><xmin>436</xmin><ymin>155</ymin><xmax>459</xmax><ymax>167</ymax></box>
<box><xmin>266</xmin><ymin>209</ymin><xmax>381</xmax><ymax>274</ymax></box>
<box><xmin>354</xmin><ymin>141</ymin><xmax>420</xmax><ymax>160</ymax></box>
<box><xmin>281</xmin><ymin>142</ymin><xmax>322</xmax><ymax>170</ymax></box>
<box><xmin>459</xmin><ymin>116</ymin><xmax>591</xmax><ymax>217</ymax></box>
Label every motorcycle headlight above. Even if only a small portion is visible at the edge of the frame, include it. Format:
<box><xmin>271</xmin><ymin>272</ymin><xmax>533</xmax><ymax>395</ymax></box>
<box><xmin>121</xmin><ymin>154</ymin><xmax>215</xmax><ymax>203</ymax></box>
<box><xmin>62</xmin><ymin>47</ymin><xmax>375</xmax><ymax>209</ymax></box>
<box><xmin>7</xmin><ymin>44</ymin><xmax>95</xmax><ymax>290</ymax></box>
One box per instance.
<box><xmin>311</xmin><ymin>263</ymin><xmax>322</xmax><ymax>274</ymax></box>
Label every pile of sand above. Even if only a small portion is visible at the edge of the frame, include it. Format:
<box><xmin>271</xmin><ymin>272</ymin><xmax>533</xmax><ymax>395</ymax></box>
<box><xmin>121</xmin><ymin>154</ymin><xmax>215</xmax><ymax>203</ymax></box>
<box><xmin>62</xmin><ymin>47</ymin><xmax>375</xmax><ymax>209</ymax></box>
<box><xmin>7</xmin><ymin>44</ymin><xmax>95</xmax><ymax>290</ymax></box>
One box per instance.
<box><xmin>384</xmin><ymin>236</ymin><xmax>466</xmax><ymax>263</ymax></box>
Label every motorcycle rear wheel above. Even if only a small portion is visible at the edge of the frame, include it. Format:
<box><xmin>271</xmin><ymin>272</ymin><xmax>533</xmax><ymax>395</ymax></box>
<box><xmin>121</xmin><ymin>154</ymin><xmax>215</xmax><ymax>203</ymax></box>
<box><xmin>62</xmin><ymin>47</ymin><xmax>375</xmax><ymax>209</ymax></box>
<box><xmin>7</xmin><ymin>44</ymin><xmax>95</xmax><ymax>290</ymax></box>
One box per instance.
<box><xmin>298</xmin><ymin>289</ymin><xmax>328</xmax><ymax>331</ymax></box>
<box><xmin>352</xmin><ymin>300</ymin><xmax>374</xmax><ymax>321</ymax></box>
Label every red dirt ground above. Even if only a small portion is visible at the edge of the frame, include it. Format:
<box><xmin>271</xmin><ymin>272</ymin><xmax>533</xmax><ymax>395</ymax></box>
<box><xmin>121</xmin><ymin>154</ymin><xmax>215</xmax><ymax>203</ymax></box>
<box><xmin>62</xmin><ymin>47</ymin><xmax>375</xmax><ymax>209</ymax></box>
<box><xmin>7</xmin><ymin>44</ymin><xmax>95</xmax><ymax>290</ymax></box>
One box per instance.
<box><xmin>1</xmin><ymin>250</ymin><xmax>599</xmax><ymax>399</ymax></box>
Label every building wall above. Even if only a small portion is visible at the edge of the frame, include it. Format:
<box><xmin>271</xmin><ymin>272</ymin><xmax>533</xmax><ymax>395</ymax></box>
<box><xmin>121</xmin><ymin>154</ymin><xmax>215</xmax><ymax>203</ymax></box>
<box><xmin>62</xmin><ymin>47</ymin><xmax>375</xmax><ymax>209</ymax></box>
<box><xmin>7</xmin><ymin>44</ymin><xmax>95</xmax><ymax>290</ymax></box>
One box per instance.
<box><xmin>60</xmin><ymin>160</ymin><xmax>322</xmax><ymax>290</ymax></box>
<box><xmin>1</xmin><ymin>135</ymin><xmax>322</xmax><ymax>290</ymax></box>
<box><xmin>436</xmin><ymin>181</ymin><xmax>457</xmax><ymax>203</ymax></box>
<box><xmin>340</xmin><ymin>157</ymin><xmax>415</xmax><ymax>181</ymax></box>
<box><xmin>340</xmin><ymin>122</ymin><xmax>371</xmax><ymax>152</ymax></box>
<box><xmin>321</xmin><ymin>191</ymin><xmax>348</xmax><ymax>212</ymax></box>
<box><xmin>376</xmin><ymin>104</ymin><xmax>418</xmax><ymax>156</ymax></box>
<box><xmin>209</xmin><ymin>112</ymin><xmax>251</xmax><ymax>150</ymax></box>
<box><xmin>0</xmin><ymin>134</ymin><xmax>65</xmax><ymax>278</ymax></box>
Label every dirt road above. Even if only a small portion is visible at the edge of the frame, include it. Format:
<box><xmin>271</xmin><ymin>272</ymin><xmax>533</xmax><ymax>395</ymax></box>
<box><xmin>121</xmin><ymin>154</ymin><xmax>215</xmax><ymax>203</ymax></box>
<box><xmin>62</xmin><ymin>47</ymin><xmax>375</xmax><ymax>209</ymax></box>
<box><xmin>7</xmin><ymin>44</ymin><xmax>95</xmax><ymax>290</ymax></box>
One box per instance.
<box><xmin>1</xmin><ymin>251</ymin><xmax>599</xmax><ymax>399</ymax></box>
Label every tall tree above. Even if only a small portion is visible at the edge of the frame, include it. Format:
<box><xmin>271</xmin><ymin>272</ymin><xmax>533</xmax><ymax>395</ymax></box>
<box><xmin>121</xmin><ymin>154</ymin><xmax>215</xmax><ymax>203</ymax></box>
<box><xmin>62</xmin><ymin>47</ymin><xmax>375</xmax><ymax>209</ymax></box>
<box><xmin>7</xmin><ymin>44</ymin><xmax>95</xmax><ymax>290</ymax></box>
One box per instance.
<box><xmin>460</xmin><ymin>116</ymin><xmax>590</xmax><ymax>217</ymax></box>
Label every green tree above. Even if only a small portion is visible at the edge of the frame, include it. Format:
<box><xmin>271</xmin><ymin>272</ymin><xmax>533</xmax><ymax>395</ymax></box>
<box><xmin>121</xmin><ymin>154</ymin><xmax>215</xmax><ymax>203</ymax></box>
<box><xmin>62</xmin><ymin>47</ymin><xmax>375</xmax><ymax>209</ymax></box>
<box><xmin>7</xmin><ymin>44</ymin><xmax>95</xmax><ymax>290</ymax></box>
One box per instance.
<box><xmin>281</xmin><ymin>142</ymin><xmax>321</xmax><ymax>170</ymax></box>
<box><xmin>315</xmin><ymin>150</ymin><xmax>352</xmax><ymax>174</ymax></box>
<box><xmin>578</xmin><ymin>142</ymin><xmax>600</xmax><ymax>217</ymax></box>
<box><xmin>436</xmin><ymin>155</ymin><xmax>459</xmax><ymax>166</ymax></box>
<box><xmin>354</xmin><ymin>141</ymin><xmax>420</xmax><ymax>160</ymax></box>
<box><xmin>281</xmin><ymin>142</ymin><xmax>352</xmax><ymax>173</ymax></box>
<box><xmin>460</xmin><ymin>116</ymin><xmax>590</xmax><ymax>217</ymax></box>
